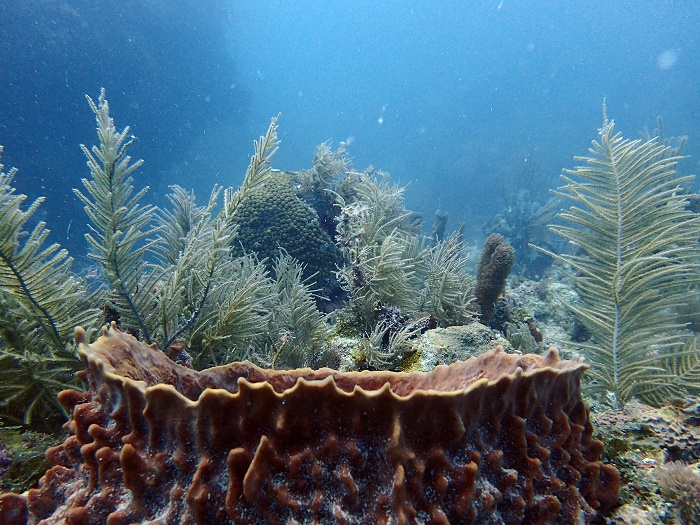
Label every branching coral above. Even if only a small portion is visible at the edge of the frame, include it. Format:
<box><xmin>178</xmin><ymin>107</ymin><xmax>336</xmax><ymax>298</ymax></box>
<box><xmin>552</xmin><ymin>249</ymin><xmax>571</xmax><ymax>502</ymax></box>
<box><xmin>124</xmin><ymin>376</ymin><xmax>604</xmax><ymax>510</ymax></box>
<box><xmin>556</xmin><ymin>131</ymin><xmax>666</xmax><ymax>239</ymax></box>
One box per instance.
<box><xmin>185</xmin><ymin>254</ymin><xmax>274</xmax><ymax>369</ymax></box>
<box><xmin>335</xmin><ymin>172</ymin><xmax>423</xmax><ymax>325</ymax></box>
<box><xmin>334</xmin><ymin>170</ymin><xmax>476</xmax><ymax>366</ymax></box>
<box><xmin>416</xmin><ymin>233</ymin><xmax>475</xmax><ymax>327</ymax></box>
<box><xmin>149</xmin><ymin>185</ymin><xmax>240</xmax><ymax>357</ymax></box>
<box><xmin>154</xmin><ymin>185</ymin><xmax>207</xmax><ymax>267</ymax></box>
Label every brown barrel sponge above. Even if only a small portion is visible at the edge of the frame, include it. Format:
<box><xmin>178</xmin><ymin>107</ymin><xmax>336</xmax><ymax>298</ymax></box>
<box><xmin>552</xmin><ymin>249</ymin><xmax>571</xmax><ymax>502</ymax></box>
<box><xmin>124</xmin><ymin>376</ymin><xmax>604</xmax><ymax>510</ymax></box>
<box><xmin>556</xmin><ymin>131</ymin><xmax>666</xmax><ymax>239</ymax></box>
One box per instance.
<box><xmin>11</xmin><ymin>324</ymin><xmax>618</xmax><ymax>525</ymax></box>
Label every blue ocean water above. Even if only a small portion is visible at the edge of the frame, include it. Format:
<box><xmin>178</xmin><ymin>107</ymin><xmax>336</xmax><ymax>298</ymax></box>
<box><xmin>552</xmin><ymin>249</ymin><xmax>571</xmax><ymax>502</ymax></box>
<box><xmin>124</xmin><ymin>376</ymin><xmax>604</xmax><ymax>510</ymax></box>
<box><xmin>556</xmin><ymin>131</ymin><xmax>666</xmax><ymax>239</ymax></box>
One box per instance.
<box><xmin>0</xmin><ymin>0</ymin><xmax>698</xmax><ymax>259</ymax></box>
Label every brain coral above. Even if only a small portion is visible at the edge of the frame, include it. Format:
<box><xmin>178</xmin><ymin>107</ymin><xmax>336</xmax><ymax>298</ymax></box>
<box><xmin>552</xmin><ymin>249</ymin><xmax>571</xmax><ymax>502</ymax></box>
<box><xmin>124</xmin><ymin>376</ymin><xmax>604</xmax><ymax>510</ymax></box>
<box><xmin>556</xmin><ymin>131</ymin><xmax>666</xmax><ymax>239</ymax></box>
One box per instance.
<box><xmin>232</xmin><ymin>171</ymin><xmax>341</xmax><ymax>289</ymax></box>
<box><xmin>1</xmin><ymin>325</ymin><xmax>619</xmax><ymax>525</ymax></box>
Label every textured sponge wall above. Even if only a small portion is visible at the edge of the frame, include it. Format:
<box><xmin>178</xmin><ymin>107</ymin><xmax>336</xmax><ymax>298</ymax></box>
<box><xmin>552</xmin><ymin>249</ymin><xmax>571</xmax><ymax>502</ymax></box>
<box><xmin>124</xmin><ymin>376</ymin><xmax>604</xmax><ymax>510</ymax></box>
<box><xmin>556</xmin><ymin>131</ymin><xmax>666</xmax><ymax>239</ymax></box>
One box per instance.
<box><xmin>4</xmin><ymin>325</ymin><xmax>619</xmax><ymax>524</ymax></box>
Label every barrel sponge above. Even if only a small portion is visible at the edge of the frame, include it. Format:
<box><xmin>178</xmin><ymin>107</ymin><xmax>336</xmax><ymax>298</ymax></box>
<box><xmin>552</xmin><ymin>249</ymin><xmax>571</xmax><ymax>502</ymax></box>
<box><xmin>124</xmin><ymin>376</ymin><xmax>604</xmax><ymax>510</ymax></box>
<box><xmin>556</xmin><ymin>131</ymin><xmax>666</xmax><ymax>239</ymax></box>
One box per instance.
<box><xmin>5</xmin><ymin>325</ymin><xmax>619</xmax><ymax>524</ymax></box>
<box><xmin>231</xmin><ymin>171</ymin><xmax>341</xmax><ymax>286</ymax></box>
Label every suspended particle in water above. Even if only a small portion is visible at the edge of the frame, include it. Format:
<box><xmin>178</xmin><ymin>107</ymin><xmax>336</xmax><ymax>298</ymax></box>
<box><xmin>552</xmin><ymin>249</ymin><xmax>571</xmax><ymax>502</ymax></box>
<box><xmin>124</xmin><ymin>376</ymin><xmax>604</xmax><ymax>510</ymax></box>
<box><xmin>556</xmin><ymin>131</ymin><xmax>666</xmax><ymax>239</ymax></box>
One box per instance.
<box><xmin>656</xmin><ymin>49</ymin><xmax>678</xmax><ymax>70</ymax></box>
<box><xmin>378</xmin><ymin>104</ymin><xmax>387</xmax><ymax>125</ymax></box>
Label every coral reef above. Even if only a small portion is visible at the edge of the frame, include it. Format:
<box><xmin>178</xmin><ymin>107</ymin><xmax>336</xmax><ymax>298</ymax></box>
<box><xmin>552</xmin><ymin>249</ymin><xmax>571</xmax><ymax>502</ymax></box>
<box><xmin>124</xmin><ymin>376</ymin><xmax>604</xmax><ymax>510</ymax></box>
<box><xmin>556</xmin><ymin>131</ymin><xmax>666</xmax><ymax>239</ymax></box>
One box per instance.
<box><xmin>592</xmin><ymin>401</ymin><xmax>700</xmax><ymax>523</ymax></box>
<box><xmin>3</xmin><ymin>325</ymin><xmax>618</xmax><ymax>525</ymax></box>
<box><xmin>475</xmin><ymin>233</ymin><xmax>515</xmax><ymax>326</ymax></box>
<box><xmin>4</xmin><ymin>90</ymin><xmax>700</xmax><ymax>525</ymax></box>
<box><xmin>1</xmin><ymin>90</ymin><xmax>477</xmax><ymax>435</ymax></box>
<box><xmin>231</xmin><ymin>171</ymin><xmax>342</xmax><ymax>292</ymax></box>
<box><xmin>653</xmin><ymin>461</ymin><xmax>700</xmax><ymax>525</ymax></box>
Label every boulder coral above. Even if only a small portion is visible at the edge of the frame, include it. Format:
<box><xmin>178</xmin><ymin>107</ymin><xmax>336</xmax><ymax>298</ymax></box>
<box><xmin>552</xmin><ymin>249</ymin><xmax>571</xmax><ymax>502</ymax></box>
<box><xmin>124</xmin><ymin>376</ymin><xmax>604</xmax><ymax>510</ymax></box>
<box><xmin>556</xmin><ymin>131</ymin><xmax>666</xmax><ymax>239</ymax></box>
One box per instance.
<box><xmin>231</xmin><ymin>171</ymin><xmax>341</xmax><ymax>291</ymax></box>
<box><xmin>0</xmin><ymin>325</ymin><xmax>619</xmax><ymax>524</ymax></box>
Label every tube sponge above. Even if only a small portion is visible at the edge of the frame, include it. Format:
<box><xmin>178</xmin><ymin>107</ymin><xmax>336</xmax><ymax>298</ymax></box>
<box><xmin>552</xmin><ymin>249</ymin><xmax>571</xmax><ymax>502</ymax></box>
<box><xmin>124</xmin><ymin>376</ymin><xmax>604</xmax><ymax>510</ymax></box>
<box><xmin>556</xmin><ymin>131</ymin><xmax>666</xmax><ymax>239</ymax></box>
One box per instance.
<box><xmin>475</xmin><ymin>233</ymin><xmax>515</xmax><ymax>326</ymax></box>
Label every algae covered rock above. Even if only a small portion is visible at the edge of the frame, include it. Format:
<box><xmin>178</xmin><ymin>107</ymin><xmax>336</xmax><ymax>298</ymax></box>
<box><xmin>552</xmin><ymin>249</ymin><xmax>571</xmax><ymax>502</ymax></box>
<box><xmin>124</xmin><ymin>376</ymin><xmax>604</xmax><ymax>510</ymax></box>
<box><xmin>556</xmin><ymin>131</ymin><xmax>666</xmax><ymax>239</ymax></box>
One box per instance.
<box><xmin>413</xmin><ymin>323</ymin><xmax>513</xmax><ymax>370</ymax></box>
<box><xmin>593</xmin><ymin>400</ymin><xmax>700</xmax><ymax>524</ymax></box>
<box><xmin>0</xmin><ymin>425</ymin><xmax>54</xmax><ymax>494</ymax></box>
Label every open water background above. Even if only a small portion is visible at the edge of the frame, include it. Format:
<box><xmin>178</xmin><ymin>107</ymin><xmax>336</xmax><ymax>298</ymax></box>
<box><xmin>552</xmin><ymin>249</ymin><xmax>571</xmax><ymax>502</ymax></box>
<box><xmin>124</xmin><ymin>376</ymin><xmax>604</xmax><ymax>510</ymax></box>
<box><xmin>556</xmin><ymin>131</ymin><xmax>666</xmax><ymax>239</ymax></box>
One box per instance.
<box><xmin>0</xmin><ymin>0</ymin><xmax>698</xmax><ymax>261</ymax></box>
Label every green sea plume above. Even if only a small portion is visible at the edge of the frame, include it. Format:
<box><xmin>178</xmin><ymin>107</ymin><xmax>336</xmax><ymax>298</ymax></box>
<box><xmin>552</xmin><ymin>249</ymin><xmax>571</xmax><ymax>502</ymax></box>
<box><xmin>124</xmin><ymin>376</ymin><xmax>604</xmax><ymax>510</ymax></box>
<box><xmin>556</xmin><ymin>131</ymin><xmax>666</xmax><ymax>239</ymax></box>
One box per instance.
<box><xmin>0</xmin><ymin>147</ymin><xmax>101</xmax><ymax>432</ymax></box>
<box><xmin>74</xmin><ymin>90</ymin><xmax>160</xmax><ymax>342</ymax></box>
<box><xmin>533</xmin><ymin>110</ymin><xmax>700</xmax><ymax>407</ymax></box>
<box><xmin>75</xmin><ymin>91</ymin><xmax>285</xmax><ymax>365</ymax></box>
